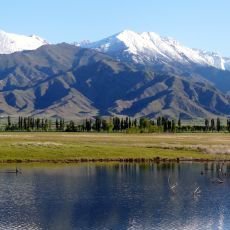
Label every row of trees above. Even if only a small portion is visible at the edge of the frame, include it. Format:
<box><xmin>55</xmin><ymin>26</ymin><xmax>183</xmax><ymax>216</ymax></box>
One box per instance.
<box><xmin>6</xmin><ymin>116</ymin><xmax>52</xmax><ymax>131</ymax></box>
<box><xmin>66</xmin><ymin>117</ymin><xmax>135</xmax><ymax>132</ymax></box>
<box><xmin>3</xmin><ymin>116</ymin><xmax>230</xmax><ymax>133</ymax></box>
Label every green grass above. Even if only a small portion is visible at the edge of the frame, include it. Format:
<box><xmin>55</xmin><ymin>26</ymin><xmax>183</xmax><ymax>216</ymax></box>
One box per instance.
<box><xmin>0</xmin><ymin>132</ymin><xmax>230</xmax><ymax>163</ymax></box>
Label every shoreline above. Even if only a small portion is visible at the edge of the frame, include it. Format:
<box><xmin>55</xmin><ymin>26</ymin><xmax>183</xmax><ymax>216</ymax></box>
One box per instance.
<box><xmin>1</xmin><ymin>157</ymin><xmax>230</xmax><ymax>164</ymax></box>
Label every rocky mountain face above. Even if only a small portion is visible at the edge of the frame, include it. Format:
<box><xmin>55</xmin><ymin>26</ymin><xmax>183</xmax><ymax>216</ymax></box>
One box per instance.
<box><xmin>0</xmin><ymin>43</ymin><xmax>230</xmax><ymax>119</ymax></box>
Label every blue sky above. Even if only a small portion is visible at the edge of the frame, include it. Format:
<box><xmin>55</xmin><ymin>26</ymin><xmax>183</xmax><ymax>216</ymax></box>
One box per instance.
<box><xmin>1</xmin><ymin>0</ymin><xmax>230</xmax><ymax>55</ymax></box>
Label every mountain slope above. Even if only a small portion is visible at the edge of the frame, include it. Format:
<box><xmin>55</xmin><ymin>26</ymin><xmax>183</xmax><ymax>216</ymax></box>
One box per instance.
<box><xmin>0</xmin><ymin>44</ymin><xmax>230</xmax><ymax>119</ymax></box>
<box><xmin>0</xmin><ymin>29</ymin><xmax>48</xmax><ymax>54</ymax></box>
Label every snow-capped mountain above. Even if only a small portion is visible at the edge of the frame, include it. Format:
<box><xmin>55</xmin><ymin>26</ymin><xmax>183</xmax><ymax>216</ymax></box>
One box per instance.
<box><xmin>0</xmin><ymin>43</ymin><xmax>230</xmax><ymax>119</ymax></box>
<box><xmin>79</xmin><ymin>30</ymin><xmax>230</xmax><ymax>71</ymax></box>
<box><xmin>0</xmin><ymin>29</ymin><xmax>48</xmax><ymax>54</ymax></box>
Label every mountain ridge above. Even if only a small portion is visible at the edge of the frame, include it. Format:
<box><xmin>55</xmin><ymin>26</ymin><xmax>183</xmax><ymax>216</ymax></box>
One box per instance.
<box><xmin>1</xmin><ymin>28</ymin><xmax>229</xmax><ymax>71</ymax></box>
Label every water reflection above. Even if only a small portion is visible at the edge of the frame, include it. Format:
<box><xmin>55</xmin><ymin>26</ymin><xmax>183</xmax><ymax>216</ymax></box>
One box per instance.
<box><xmin>0</xmin><ymin>163</ymin><xmax>230</xmax><ymax>229</ymax></box>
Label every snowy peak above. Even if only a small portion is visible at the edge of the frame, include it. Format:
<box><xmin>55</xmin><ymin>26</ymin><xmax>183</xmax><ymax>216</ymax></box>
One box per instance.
<box><xmin>0</xmin><ymin>30</ymin><xmax>48</xmax><ymax>54</ymax></box>
<box><xmin>80</xmin><ymin>30</ymin><xmax>230</xmax><ymax>71</ymax></box>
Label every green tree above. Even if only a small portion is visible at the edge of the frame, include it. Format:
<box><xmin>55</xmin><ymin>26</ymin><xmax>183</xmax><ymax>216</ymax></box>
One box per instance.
<box><xmin>139</xmin><ymin>117</ymin><xmax>150</xmax><ymax>129</ymax></box>
<box><xmin>102</xmin><ymin>119</ymin><xmax>110</xmax><ymax>132</ymax></box>
<box><xmin>128</xmin><ymin>117</ymin><xmax>132</xmax><ymax>128</ymax></box>
<box><xmin>162</xmin><ymin>117</ymin><xmax>168</xmax><ymax>132</ymax></box>
<box><xmin>172</xmin><ymin>120</ymin><xmax>175</xmax><ymax>132</ymax></box>
<box><xmin>216</xmin><ymin>118</ymin><xmax>221</xmax><ymax>132</ymax></box>
<box><xmin>7</xmin><ymin>116</ymin><xmax>11</xmax><ymax>128</ymax></box>
<box><xmin>113</xmin><ymin>117</ymin><xmax>121</xmax><ymax>131</ymax></box>
<box><xmin>205</xmin><ymin>119</ymin><xmax>209</xmax><ymax>132</ymax></box>
<box><xmin>55</xmin><ymin>119</ymin><xmax>59</xmax><ymax>131</ymax></box>
<box><xmin>227</xmin><ymin>119</ymin><xmax>230</xmax><ymax>132</ymax></box>
<box><xmin>66</xmin><ymin>120</ymin><xmax>76</xmax><ymax>132</ymax></box>
<box><xmin>157</xmin><ymin>117</ymin><xmax>162</xmax><ymax>126</ymax></box>
<box><xmin>211</xmin><ymin>119</ymin><xmax>215</xmax><ymax>132</ymax></box>
<box><xmin>36</xmin><ymin>118</ymin><xmax>40</xmax><ymax>130</ymax></box>
<box><xmin>95</xmin><ymin>117</ymin><xmax>102</xmax><ymax>132</ymax></box>
<box><xmin>85</xmin><ymin>119</ymin><xmax>92</xmax><ymax>132</ymax></box>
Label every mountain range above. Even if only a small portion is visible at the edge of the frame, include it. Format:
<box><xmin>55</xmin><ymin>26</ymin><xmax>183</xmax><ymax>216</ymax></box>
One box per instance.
<box><xmin>0</xmin><ymin>29</ymin><xmax>230</xmax><ymax>119</ymax></box>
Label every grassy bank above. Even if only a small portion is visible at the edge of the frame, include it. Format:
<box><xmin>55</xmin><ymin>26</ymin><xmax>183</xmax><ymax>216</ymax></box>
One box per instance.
<box><xmin>0</xmin><ymin>132</ymin><xmax>230</xmax><ymax>163</ymax></box>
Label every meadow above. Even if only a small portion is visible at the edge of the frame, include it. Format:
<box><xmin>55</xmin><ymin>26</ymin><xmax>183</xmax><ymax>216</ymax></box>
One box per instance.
<box><xmin>0</xmin><ymin>132</ymin><xmax>230</xmax><ymax>163</ymax></box>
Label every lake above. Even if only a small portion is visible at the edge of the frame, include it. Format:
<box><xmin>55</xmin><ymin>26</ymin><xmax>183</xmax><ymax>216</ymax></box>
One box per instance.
<box><xmin>0</xmin><ymin>162</ymin><xmax>229</xmax><ymax>230</ymax></box>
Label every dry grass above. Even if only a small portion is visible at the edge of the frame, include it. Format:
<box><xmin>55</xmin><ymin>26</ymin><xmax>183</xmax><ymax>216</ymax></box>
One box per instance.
<box><xmin>11</xmin><ymin>142</ymin><xmax>63</xmax><ymax>147</ymax></box>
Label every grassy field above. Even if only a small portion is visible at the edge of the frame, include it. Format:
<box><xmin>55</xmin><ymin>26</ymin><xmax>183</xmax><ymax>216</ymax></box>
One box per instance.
<box><xmin>0</xmin><ymin>132</ymin><xmax>230</xmax><ymax>163</ymax></box>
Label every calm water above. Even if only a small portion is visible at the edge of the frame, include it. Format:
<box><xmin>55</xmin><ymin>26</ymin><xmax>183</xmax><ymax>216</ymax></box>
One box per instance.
<box><xmin>0</xmin><ymin>163</ymin><xmax>230</xmax><ymax>230</ymax></box>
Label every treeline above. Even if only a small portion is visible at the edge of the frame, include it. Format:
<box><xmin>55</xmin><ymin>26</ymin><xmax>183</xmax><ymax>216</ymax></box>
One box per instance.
<box><xmin>3</xmin><ymin>116</ymin><xmax>230</xmax><ymax>133</ymax></box>
<box><xmin>5</xmin><ymin>116</ymin><xmax>52</xmax><ymax>131</ymax></box>
<box><xmin>66</xmin><ymin>117</ymin><xmax>135</xmax><ymax>132</ymax></box>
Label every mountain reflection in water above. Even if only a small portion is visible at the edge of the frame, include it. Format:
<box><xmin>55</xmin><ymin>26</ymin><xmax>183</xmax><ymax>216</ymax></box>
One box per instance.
<box><xmin>0</xmin><ymin>163</ymin><xmax>230</xmax><ymax>230</ymax></box>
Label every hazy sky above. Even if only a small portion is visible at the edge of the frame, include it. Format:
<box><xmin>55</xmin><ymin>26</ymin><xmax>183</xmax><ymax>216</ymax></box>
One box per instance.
<box><xmin>1</xmin><ymin>0</ymin><xmax>230</xmax><ymax>55</ymax></box>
